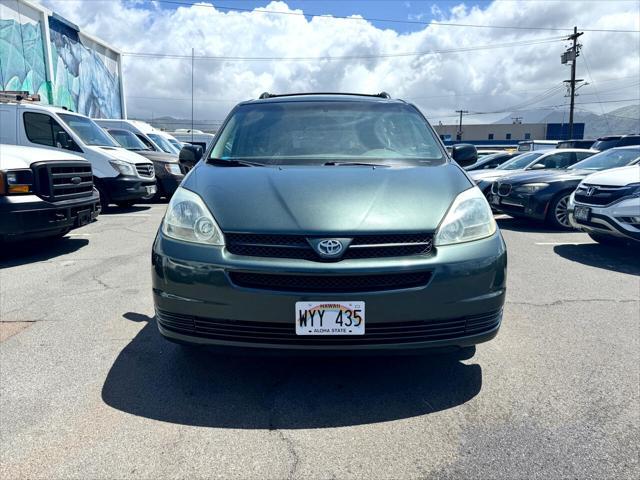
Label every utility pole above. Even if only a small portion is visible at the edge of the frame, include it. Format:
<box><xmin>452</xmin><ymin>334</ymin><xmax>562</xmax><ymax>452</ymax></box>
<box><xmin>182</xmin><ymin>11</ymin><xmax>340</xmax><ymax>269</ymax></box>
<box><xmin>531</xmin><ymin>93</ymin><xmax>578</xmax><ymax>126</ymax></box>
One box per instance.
<box><xmin>561</xmin><ymin>27</ymin><xmax>584</xmax><ymax>139</ymax></box>
<box><xmin>455</xmin><ymin>110</ymin><xmax>468</xmax><ymax>141</ymax></box>
<box><xmin>191</xmin><ymin>47</ymin><xmax>195</xmax><ymax>142</ymax></box>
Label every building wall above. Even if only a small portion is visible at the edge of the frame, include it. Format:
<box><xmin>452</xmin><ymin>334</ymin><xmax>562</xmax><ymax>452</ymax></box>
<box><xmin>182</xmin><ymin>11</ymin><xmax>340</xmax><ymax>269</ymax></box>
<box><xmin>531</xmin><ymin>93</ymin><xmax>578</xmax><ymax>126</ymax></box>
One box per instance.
<box><xmin>0</xmin><ymin>0</ymin><xmax>124</xmax><ymax>118</ymax></box>
<box><xmin>434</xmin><ymin>123</ymin><xmax>548</xmax><ymax>142</ymax></box>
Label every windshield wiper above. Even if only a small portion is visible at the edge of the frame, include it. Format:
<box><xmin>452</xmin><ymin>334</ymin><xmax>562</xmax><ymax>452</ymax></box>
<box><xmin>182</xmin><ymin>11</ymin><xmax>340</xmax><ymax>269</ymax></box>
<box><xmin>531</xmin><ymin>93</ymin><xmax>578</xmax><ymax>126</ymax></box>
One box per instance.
<box><xmin>208</xmin><ymin>158</ymin><xmax>264</xmax><ymax>167</ymax></box>
<box><xmin>323</xmin><ymin>161</ymin><xmax>388</xmax><ymax>167</ymax></box>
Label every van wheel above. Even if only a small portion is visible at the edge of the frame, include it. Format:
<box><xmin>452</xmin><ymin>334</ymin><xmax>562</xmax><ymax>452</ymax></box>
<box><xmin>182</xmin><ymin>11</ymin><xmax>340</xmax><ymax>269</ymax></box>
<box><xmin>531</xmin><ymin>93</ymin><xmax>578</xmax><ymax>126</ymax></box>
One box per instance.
<box><xmin>96</xmin><ymin>185</ymin><xmax>110</xmax><ymax>211</ymax></box>
<box><xmin>547</xmin><ymin>192</ymin><xmax>572</xmax><ymax>229</ymax></box>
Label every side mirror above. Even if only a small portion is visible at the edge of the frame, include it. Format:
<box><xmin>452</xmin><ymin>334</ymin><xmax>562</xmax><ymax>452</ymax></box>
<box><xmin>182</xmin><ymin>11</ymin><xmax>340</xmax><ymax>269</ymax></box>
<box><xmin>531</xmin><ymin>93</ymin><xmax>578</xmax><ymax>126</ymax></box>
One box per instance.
<box><xmin>530</xmin><ymin>163</ymin><xmax>546</xmax><ymax>170</ymax></box>
<box><xmin>178</xmin><ymin>144</ymin><xmax>203</xmax><ymax>171</ymax></box>
<box><xmin>55</xmin><ymin>131</ymin><xmax>72</xmax><ymax>149</ymax></box>
<box><xmin>451</xmin><ymin>143</ymin><xmax>478</xmax><ymax>167</ymax></box>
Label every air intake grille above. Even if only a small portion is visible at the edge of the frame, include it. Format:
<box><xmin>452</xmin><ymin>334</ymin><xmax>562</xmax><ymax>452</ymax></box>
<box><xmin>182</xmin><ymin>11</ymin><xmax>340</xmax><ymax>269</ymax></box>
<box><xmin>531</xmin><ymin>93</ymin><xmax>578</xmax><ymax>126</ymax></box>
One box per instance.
<box><xmin>225</xmin><ymin>233</ymin><xmax>434</xmax><ymax>261</ymax></box>
<box><xmin>32</xmin><ymin>161</ymin><xmax>94</xmax><ymax>201</ymax></box>
<box><xmin>228</xmin><ymin>271</ymin><xmax>431</xmax><ymax>293</ymax></box>
<box><xmin>135</xmin><ymin>163</ymin><xmax>155</xmax><ymax>178</ymax></box>
<box><xmin>574</xmin><ymin>184</ymin><xmax>636</xmax><ymax>206</ymax></box>
<box><xmin>156</xmin><ymin>309</ymin><xmax>502</xmax><ymax>345</ymax></box>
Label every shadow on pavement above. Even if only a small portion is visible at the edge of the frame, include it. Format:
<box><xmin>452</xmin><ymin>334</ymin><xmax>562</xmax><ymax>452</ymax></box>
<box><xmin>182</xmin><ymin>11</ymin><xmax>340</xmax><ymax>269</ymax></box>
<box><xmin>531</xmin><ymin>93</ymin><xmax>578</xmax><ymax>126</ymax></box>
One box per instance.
<box><xmin>0</xmin><ymin>237</ymin><xmax>89</xmax><ymax>268</ymax></box>
<box><xmin>554</xmin><ymin>243</ymin><xmax>640</xmax><ymax>276</ymax></box>
<box><xmin>101</xmin><ymin>205</ymin><xmax>152</xmax><ymax>214</ymax></box>
<box><xmin>496</xmin><ymin>216</ymin><xmax>569</xmax><ymax>234</ymax></box>
<box><xmin>102</xmin><ymin>313</ymin><xmax>482</xmax><ymax>429</ymax></box>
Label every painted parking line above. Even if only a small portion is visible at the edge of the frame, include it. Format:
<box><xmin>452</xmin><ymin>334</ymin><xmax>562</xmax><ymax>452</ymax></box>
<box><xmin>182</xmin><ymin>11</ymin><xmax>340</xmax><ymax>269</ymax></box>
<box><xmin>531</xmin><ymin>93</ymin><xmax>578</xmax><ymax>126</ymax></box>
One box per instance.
<box><xmin>535</xmin><ymin>241</ymin><xmax>593</xmax><ymax>246</ymax></box>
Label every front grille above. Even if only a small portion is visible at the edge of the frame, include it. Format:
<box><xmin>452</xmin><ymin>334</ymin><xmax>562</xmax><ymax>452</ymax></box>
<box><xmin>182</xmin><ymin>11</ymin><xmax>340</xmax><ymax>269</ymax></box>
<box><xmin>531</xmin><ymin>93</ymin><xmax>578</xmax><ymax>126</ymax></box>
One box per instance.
<box><xmin>32</xmin><ymin>161</ymin><xmax>94</xmax><ymax>201</ymax></box>
<box><xmin>228</xmin><ymin>271</ymin><xmax>431</xmax><ymax>293</ymax></box>
<box><xmin>135</xmin><ymin>163</ymin><xmax>155</xmax><ymax>178</ymax></box>
<box><xmin>156</xmin><ymin>309</ymin><xmax>502</xmax><ymax>345</ymax></box>
<box><xmin>225</xmin><ymin>233</ymin><xmax>433</xmax><ymax>262</ymax></box>
<box><xmin>574</xmin><ymin>184</ymin><xmax>636</xmax><ymax>206</ymax></box>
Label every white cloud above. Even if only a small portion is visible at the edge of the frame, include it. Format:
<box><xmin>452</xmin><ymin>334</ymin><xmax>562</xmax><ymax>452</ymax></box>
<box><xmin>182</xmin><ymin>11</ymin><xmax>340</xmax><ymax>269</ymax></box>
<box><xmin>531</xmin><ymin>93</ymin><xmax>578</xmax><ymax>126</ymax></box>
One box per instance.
<box><xmin>41</xmin><ymin>0</ymin><xmax>639</xmax><ymax>125</ymax></box>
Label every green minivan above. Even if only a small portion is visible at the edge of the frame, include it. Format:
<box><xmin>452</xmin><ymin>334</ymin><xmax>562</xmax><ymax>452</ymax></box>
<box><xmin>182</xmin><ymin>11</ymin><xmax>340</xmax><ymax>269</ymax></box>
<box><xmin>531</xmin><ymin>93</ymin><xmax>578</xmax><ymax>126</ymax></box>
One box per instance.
<box><xmin>152</xmin><ymin>93</ymin><xmax>507</xmax><ymax>353</ymax></box>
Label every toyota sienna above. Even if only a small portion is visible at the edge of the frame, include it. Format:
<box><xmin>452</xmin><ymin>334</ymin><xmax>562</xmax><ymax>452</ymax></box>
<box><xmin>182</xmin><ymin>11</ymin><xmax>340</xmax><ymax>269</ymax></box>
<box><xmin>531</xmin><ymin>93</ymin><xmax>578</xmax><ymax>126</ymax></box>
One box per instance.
<box><xmin>151</xmin><ymin>93</ymin><xmax>507</xmax><ymax>353</ymax></box>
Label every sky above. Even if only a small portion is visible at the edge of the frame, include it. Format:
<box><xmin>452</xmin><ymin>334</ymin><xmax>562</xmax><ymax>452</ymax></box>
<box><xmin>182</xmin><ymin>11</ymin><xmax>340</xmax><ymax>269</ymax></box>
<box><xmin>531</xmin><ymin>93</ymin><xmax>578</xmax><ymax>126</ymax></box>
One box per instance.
<box><xmin>39</xmin><ymin>0</ymin><xmax>640</xmax><ymax>126</ymax></box>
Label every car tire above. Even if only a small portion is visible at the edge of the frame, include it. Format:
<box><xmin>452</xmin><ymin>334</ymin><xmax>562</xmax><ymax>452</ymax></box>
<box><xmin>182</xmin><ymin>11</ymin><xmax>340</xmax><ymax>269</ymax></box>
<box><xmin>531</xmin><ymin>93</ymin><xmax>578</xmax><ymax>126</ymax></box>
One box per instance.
<box><xmin>547</xmin><ymin>192</ymin><xmax>573</xmax><ymax>230</ymax></box>
<box><xmin>588</xmin><ymin>233</ymin><xmax>626</xmax><ymax>246</ymax></box>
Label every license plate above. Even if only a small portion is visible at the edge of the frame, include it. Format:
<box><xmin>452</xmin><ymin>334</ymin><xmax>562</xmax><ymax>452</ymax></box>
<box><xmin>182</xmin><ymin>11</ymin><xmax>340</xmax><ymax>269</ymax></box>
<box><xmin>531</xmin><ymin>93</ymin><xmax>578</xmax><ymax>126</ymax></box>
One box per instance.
<box><xmin>295</xmin><ymin>301</ymin><xmax>365</xmax><ymax>335</ymax></box>
<box><xmin>76</xmin><ymin>209</ymin><xmax>90</xmax><ymax>227</ymax></box>
<box><xmin>146</xmin><ymin>185</ymin><xmax>157</xmax><ymax>195</ymax></box>
<box><xmin>574</xmin><ymin>205</ymin><xmax>590</xmax><ymax>221</ymax></box>
<box><xmin>490</xmin><ymin>195</ymin><xmax>501</xmax><ymax>206</ymax></box>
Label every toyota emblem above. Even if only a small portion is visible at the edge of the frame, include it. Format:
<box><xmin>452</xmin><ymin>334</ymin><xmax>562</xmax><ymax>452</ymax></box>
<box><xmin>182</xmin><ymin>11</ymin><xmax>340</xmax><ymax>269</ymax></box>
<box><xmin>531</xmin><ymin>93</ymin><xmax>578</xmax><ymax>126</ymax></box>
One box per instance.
<box><xmin>317</xmin><ymin>239</ymin><xmax>343</xmax><ymax>256</ymax></box>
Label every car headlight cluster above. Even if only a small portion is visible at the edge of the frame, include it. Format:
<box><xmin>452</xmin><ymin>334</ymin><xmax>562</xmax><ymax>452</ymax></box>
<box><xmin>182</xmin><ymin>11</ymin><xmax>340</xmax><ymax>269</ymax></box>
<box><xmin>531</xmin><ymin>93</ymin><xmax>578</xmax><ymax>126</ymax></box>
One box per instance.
<box><xmin>109</xmin><ymin>160</ymin><xmax>136</xmax><ymax>176</ymax></box>
<box><xmin>514</xmin><ymin>183</ymin><xmax>549</xmax><ymax>194</ymax></box>
<box><xmin>164</xmin><ymin>163</ymin><xmax>183</xmax><ymax>175</ymax></box>
<box><xmin>162</xmin><ymin>187</ymin><xmax>224</xmax><ymax>245</ymax></box>
<box><xmin>434</xmin><ymin>187</ymin><xmax>496</xmax><ymax>246</ymax></box>
<box><xmin>0</xmin><ymin>169</ymin><xmax>33</xmax><ymax>195</ymax></box>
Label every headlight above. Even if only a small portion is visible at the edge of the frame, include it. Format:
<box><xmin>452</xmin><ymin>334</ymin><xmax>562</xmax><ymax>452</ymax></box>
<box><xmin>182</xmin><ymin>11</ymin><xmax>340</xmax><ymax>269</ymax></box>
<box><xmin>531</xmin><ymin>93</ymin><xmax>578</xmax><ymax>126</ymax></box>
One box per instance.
<box><xmin>514</xmin><ymin>183</ymin><xmax>549</xmax><ymax>194</ymax></box>
<box><xmin>434</xmin><ymin>187</ymin><xmax>496</xmax><ymax>246</ymax></box>
<box><xmin>164</xmin><ymin>163</ymin><xmax>183</xmax><ymax>175</ymax></box>
<box><xmin>0</xmin><ymin>169</ymin><xmax>33</xmax><ymax>195</ymax></box>
<box><xmin>162</xmin><ymin>187</ymin><xmax>224</xmax><ymax>245</ymax></box>
<box><xmin>109</xmin><ymin>160</ymin><xmax>136</xmax><ymax>176</ymax></box>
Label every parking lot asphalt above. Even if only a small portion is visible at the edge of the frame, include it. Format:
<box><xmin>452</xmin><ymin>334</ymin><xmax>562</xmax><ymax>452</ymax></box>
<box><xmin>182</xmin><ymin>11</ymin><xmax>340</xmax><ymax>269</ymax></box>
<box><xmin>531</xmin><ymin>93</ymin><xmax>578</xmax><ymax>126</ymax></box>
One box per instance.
<box><xmin>1</xmin><ymin>204</ymin><xmax>639</xmax><ymax>479</ymax></box>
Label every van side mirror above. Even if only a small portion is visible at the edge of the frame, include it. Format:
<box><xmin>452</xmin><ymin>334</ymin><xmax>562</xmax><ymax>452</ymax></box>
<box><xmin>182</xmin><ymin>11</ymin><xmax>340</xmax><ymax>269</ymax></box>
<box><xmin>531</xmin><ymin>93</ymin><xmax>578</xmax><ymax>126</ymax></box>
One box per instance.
<box><xmin>55</xmin><ymin>131</ymin><xmax>71</xmax><ymax>149</ymax></box>
<box><xmin>451</xmin><ymin>144</ymin><xmax>478</xmax><ymax>167</ymax></box>
<box><xmin>179</xmin><ymin>144</ymin><xmax>203</xmax><ymax>171</ymax></box>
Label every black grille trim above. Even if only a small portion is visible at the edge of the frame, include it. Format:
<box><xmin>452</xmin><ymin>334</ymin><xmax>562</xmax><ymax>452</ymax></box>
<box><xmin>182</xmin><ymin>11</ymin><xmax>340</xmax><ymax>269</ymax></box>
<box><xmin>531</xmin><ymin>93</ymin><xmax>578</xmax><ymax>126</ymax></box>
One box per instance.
<box><xmin>574</xmin><ymin>184</ymin><xmax>636</xmax><ymax>207</ymax></box>
<box><xmin>228</xmin><ymin>271</ymin><xmax>432</xmax><ymax>293</ymax></box>
<box><xmin>225</xmin><ymin>233</ymin><xmax>434</xmax><ymax>261</ymax></box>
<box><xmin>135</xmin><ymin>163</ymin><xmax>155</xmax><ymax>178</ymax></box>
<box><xmin>156</xmin><ymin>309</ymin><xmax>502</xmax><ymax>345</ymax></box>
<box><xmin>31</xmin><ymin>161</ymin><xmax>94</xmax><ymax>201</ymax></box>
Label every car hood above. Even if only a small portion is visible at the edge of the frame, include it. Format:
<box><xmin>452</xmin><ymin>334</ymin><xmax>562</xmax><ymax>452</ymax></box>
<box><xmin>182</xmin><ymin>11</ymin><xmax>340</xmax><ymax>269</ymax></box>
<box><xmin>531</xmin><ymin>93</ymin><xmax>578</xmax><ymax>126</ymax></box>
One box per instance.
<box><xmin>183</xmin><ymin>163</ymin><xmax>472</xmax><ymax>233</ymax></box>
<box><xmin>86</xmin><ymin>146</ymin><xmax>153</xmax><ymax>165</ymax></box>
<box><xmin>129</xmin><ymin>150</ymin><xmax>179</xmax><ymax>164</ymax></box>
<box><xmin>580</xmin><ymin>165</ymin><xmax>640</xmax><ymax>186</ymax></box>
<box><xmin>469</xmin><ymin>169</ymin><xmax>518</xmax><ymax>181</ymax></box>
<box><xmin>498</xmin><ymin>169</ymin><xmax>593</xmax><ymax>185</ymax></box>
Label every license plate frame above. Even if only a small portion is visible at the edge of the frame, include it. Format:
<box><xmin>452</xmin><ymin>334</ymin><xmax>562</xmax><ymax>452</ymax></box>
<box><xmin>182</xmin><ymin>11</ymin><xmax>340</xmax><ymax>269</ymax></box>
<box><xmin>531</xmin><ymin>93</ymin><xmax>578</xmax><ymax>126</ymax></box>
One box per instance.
<box><xmin>295</xmin><ymin>301</ymin><xmax>365</xmax><ymax>335</ymax></box>
<box><xmin>574</xmin><ymin>205</ymin><xmax>591</xmax><ymax>222</ymax></box>
<box><xmin>146</xmin><ymin>185</ymin><xmax>157</xmax><ymax>196</ymax></box>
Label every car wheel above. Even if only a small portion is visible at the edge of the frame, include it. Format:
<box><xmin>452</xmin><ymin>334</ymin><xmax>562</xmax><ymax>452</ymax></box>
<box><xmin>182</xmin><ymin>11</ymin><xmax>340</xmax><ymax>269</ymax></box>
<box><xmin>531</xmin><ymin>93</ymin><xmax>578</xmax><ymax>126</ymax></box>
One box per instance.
<box><xmin>588</xmin><ymin>233</ymin><xmax>625</xmax><ymax>246</ymax></box>
<box><xmin>547</xmin><ymin>193</ymin><xmax>572</xmax><ymax>229</ymax></box>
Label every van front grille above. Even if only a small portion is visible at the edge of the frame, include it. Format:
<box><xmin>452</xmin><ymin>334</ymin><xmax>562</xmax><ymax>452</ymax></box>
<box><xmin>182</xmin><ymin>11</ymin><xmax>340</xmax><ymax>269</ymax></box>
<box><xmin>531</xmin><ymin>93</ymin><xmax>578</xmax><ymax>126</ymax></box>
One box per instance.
<box><xmin>135</xmin><ymin>163</ymin><xmax>155</xmax><ymax>178</ymax></box>
<box><xmin>32</xmin><ymin>161</ymin><xmax>94</xmax><ymax>201</ymax></box>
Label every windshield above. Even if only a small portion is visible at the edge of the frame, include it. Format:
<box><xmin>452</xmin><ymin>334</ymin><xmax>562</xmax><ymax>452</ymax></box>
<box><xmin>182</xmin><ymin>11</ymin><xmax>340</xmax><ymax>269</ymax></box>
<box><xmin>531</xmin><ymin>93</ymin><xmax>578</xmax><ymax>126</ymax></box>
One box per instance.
<box><xmin>58</xmin><ymin>113</ymin><xmax>119</xmax><ymax>147</ymax></box>
<box><xmin>500</xmin><ymin>152</ymin><xmax>543</xmax><ymax>170</ymax></box>
<box><xmin>167</xmin><ymin>138</ymin><xmax>183</xmax><ymax>150</ymax></box>
<box><xmin>209</xmin><ymin>101</ymin><xmax>446</xmax><ymax>165</ymax></box>
<box><xmin>570</xmin><ymin>148</ymin><xmax>640</xmax><ymax>170</ymax></box>
<box><xmin>148</xmin><ymin>133</ymin><xmax>179</xmax><ymax>154</ymax></box>
<box><xmin>108</xmin><ymin>129</ymin><xmax>150</xmax><ymax>151</ymax></box>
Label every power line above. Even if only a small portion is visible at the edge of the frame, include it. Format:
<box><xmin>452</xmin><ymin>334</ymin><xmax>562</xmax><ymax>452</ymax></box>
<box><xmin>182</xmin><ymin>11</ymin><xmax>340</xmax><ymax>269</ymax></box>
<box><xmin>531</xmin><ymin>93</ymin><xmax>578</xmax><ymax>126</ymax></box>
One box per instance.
<box><xmin>121</xmin><ymin>36</ymin><xmax>565</xmax><ymax>62</ymax></box>
<box><xmin>136</xmin><ymin>0</ymin><xmax>640</xmax><ymax>33</ymax></box>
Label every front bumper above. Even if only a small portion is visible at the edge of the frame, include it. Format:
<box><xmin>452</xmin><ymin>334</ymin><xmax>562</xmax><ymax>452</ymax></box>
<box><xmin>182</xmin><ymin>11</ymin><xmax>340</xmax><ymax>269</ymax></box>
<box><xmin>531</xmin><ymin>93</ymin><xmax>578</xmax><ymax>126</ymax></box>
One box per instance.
<box><xmin>0</xmin><ymin>190</ymin><xmax>100</xmax><ymax>241</ymax></box>
<box><xmin>102</xmin><ymin>175</ymin><xmax>157</xmax><ymax>202</ymax></box>
<box><xmin>155</xmin><ymin>171</ymin><xmax>184</xmax><ymax>197</ymax></box>
<box><xmin>568</xmin><ymin>195</ymin><xmax>640</xmax><ymax>242</ymax></box>
<box><xmin>151</xmin><ymin>231</ymin><xmax>507</xmax><ymax>351</ymax></box>
<box><xmin>488</xmin><ymin>190</ymin><xmax>554</xmax><ymax>220</ymax></box>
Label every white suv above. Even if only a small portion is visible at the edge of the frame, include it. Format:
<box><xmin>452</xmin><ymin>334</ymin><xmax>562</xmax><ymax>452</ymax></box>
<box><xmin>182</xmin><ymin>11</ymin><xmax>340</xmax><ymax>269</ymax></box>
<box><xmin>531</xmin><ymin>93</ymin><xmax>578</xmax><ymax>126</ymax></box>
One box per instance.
<box><xmin>569</xmin><ymin>148</ymin><xmax>640</xmax><ymax>244</ymax></box>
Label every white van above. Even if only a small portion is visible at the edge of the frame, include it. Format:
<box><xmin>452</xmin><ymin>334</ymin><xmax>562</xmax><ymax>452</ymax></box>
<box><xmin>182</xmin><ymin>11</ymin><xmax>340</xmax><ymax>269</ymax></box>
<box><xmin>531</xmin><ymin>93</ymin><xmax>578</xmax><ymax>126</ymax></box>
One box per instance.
<box><xmin>0</xmin><ymin>93</ymin><xmax>156</xmax><ymax>209</ymax></box>
<box><xmin>0</xmin><ymin>144</ymin><xmax>100</xmax><ymax>241</ymax></box>
<box><xmin>517</xmin><ymin>140</ymin><xmax>559</xmax><ymax>152</ymax></box>
<box><xmin>95</xmin><ymin>119</ymin><xmax>180</xmax><ymax>155</ymax></box>
<box><xmin>172</xmin><ymin>129</ymin><xmax>216</xmax><ymax>152</ymax></box>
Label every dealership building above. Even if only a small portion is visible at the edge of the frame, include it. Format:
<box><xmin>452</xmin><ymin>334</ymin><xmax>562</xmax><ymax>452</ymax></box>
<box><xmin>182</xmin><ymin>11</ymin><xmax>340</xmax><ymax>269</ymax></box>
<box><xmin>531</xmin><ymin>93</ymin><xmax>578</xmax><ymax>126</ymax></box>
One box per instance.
<box><xmin>434</xmin><ymin>122</ymin><xmax>586</xmax><ymax>146</ymax></box>
<box><xmin>0</xmin><ymin>0</ymin><xmax>125</xmax><ymax>118</ymax></box>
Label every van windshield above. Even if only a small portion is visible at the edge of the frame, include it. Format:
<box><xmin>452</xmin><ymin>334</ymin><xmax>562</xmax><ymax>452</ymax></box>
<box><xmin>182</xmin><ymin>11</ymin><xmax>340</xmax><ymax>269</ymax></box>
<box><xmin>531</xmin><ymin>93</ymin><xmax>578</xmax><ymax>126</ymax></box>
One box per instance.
<box><xmin>108</xmin><ymin>129</ymin><xmax>151</xmax><ymax>151</ymax></box>
<box><xmin>59</xmin><ymin>114</ymin><xmax>119</xmax><ymax>147</ymax></box>
<box><xmin>209</xmin><ymin>101</ymin><xmax>446</xmax><ymax>165</ymax></box>
<box><xmin>148</xmin><ymin>133</ymin><xmax>179</xmax><ymax>154</ymax></box>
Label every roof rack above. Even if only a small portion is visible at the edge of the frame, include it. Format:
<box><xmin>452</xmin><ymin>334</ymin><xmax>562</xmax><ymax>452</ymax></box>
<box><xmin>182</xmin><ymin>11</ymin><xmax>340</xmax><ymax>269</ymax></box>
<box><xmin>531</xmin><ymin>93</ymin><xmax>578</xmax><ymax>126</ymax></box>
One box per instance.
<box><xmin>258</xmin><ymin>92</ymin><xmax>391</xmax><ymax>100</ymax></box>
<box><xmin>0</xmin><ymin>91</ymin><xmax>41</xmax><ymax>103</ymax></box>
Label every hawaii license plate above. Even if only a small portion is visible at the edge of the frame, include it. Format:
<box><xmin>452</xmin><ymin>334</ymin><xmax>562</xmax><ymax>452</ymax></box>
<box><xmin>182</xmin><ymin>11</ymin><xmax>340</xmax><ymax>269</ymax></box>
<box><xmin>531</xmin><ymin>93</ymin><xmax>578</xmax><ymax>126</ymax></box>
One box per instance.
<box><xmin>574</xmin><ymin>205</ymin><xmax>591</xmax><ymax>221</ymax></box>
<box><xmin>295</xmin><ymin>301</ymin><xmax>365</xmax><ymax>335</ymax></box>
<box><xmin>146</xmin><ymin>185</ymin><xmax>157</xmax><ymax>195</ymax></box>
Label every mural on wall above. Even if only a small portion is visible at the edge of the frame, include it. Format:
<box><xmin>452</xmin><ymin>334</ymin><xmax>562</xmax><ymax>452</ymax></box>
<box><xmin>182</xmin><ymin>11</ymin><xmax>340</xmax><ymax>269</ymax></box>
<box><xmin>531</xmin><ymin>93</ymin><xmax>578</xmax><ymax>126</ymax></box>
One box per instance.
<box><xmin>0</xmin><ymin>14</ymin><xmax>51</xmax><ymax>102</ymax></box>
<box><xmin>48</xmin><ymin>16</ymin><xmax>122</xmax><ymax>118</ymax></box>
